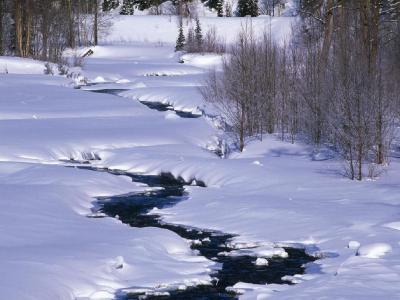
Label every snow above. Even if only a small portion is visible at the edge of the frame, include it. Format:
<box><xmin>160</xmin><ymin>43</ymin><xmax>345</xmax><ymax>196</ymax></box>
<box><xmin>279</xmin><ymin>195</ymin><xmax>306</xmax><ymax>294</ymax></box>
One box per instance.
<box><xmin>348</xmin><ymin>240</ymin><xmax>361</xmax><ymax>249</ymax></box>
<box><xmin>254</xmin><ymin>258</ymin><xmax>269</xmax><ymax>266</ymax></box>
<box><xmin>357</xmin><ymin>243</ymin><xmax>393</xmax><ymax>259</ymax></box>
<box><xmin>0</xmin><ymin>56</ymin><xmax>46</xmax><ymax>74</ymax></box>
<box><xmin>180</xmin><ymin>53</ymin><xmax>223</xmax><ymax>69</ymax></box>
<box><xmin>1</xmin><ymin>6</ymin><xmax>400</xmax><ymax>300</ymax></box>
<box><xmin>384</xmin><ymin>221</ymin><xmax>400</xmax><ymax>231</ymax></box>
<box><xmin>103</xmin><ymin>15</ymin><xmax>296</xmax><ymax>46</ymax></box>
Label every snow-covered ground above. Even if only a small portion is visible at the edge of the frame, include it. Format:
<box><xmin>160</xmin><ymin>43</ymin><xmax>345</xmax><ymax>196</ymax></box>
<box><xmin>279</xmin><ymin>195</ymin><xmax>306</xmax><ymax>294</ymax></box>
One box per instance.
<box><xmin>1</xmin><ymin>11</ymin><xmax>400</xmax><ymax>300</ymax></box>
<box><xmin>102</xmin><ymin>15</ymin><xmax>295</xmax><ymax>46</ymax></box>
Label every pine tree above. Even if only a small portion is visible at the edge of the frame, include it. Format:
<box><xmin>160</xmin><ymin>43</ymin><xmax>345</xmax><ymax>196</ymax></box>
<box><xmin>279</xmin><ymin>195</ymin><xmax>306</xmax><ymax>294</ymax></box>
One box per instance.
<box><xmin>237</xmin><ymin>0</ymin><xmax>247</xmax><ymax>17</ymax></box>
<box><xmin>186</xmin><ymin>27</ymin><xmax>195</xmax><ymax>52</ymax></box>
<box><xmin>216</xmin><ymin>0</ymin><xmax>223</xmax><ymax>17</ymax></box>
<box><xmin>237</xmin><ymin>0</ymin><xmax>258</xmax><ymax>17</ymax></box>
<box><xmin>134</xmin><ymin>0</ymin><xmax>152</xmax><ymax>11</ymax></box>
<box><xmin>175</xmin><ymin>21</ymin><xmax>185</xmax><ymax>51</ymax></box>
<box><xmin>103</xmin><ymin>0</ymin><xmax>120</xmax><ymax>12</ymax></box>
<box><xmin>195</xmin><ymin>18</ymin><xmax>203</xmax><ymax>51</ymax></box>
<box><xmin>120</xmin><ymin>0</ymin><xmax>135</xmax><ymax>15</ymax></box>
<box><xmin>249</xmin><ymin>0</ymin><xmax>259</xmax><ymax>17</ymax></box>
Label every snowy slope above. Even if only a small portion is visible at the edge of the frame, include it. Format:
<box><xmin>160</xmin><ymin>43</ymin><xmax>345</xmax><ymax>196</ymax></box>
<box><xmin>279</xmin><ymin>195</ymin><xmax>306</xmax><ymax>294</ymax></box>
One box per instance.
<box><xmin>103</xmin><ymin>15</ymin><xmax>295</xmax><ymax>45</ymax></box>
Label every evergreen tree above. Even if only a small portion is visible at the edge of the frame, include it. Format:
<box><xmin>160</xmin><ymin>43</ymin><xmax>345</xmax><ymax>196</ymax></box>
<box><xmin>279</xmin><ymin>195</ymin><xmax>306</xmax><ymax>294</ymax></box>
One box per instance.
<box><xmin>175</xmin><ymin>21</ymin><xmax>185</xmax><ymax>51</ymax></box>
<box><xmin>249</xmin><ymin>0</ymin><xmax>259</xmax><ymax>16</ymax></box>
<box><xmin>195</xmin><ymin>18</ymin><xmax>203</xmax><ymax>51</ymax></box>
<box><xmin>134</xmin><ymin>0</ymin><xmax>152</xmax><ymax>11</ymax></box>
<box><xmin>186</xmin><ymin>27</ymin><xmax>195</xmax><ymax>52</ymax></box>
<box><xmin>216</xmin><ymin>0</ymin><xmax>224</xmax><ymax>17</ymax></box>
<box><xmin>237</xmin><ymin>0</ymin><xmax>258</xmax><ymax>17</ymax></box>
<box><xmin>120</xmin><ymin>0</ymin><xmax>135</xmax><ymax>15</ymax></box>
<box><xmin>103</xmin><ymin>0</ymin><xmax>120</xmax><ymax>12</ymax></box>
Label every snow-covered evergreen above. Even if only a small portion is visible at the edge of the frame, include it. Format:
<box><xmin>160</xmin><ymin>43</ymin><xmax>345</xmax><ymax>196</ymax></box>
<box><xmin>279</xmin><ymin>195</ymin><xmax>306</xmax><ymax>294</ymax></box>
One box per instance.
<box><xmin>120</xmin><ymin>0</ymin><xmax>135</xmax><ymax>15</ymax></box>
<box><xmin>195</xmin><ymin>18</ymin><xmax>203</xmax><ymax>51</ymax></box>
<box><xmin>237</xmin><ymin>0</ymin><xmax>259</xmax><ymax>17</ymax></box>
<box><xmin>175</xmin><ymin>21</ymin><xmax>186</xmax><ymax>51</ymax></box>
<box><xmin>216</xmin><ymin>0</ymin><xmax>224</xmax><ymax>17</ymax></box>
<box><xmin>103</xmin><ymin>0</ymin><xmax>120</xmax><ymax>12</ymax></box>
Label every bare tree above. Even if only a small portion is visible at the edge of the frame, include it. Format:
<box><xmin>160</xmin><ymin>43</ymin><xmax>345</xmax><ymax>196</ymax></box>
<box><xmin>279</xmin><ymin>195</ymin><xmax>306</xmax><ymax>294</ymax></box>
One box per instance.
<box><xmin>94</xmin><ymin>0</ymin><xmax>99</xmax><ymax>46</ymax></box>
<box><xmin>0</xmin><ymin>0</ymin><xmax>3</xmax><ymax>55</ymax></box>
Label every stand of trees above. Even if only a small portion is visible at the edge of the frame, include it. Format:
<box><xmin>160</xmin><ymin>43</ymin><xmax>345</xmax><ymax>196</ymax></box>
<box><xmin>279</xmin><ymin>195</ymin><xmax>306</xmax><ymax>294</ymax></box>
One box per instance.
<box><xmin>175</xmin><ymin>18</ymin><xmax>225</xmax><ymax>53</ymax></box>
<box><xmin>202</xmin><ymin>1</ymin><xmax>400</xmax><ymax>180</ymax></box>
<box><xmin>0</xmin><ymin>0</ymin><xmax>101</xmax><ymax>62</ymax></box>
<box><xmin>101</xmin><ymin>0</ymin><xmax>248</xmax><ymax>17</ymax></box>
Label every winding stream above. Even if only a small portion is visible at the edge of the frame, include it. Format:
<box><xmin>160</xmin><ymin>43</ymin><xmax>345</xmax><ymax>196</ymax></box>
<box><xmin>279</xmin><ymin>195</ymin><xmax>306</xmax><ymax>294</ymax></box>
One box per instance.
<box><xmin>85</xmin><ymin>168</ymin><xmax>316</xmax><ymax>299</ymax></box>
<box><xmin>78</xmin><ymin>80</ymin><xmax>316</xmax><ymax>299</ymax></box>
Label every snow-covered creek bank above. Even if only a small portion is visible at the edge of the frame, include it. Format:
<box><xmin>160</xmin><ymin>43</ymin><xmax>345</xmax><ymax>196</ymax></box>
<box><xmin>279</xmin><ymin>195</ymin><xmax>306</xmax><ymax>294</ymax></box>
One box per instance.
<box><xmin>84</xmin><ymin>167</ymin><xmax>316</xmax><ymax>299</ymax></box>
<box><xmin>82</xmin><ymin>85</ymin><xmax>203</xmax><ymax>119</ymax></box>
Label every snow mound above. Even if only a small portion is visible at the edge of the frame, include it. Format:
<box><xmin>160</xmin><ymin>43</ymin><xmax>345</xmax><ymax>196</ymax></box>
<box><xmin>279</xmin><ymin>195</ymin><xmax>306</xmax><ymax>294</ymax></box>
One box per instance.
<box><xmin>180</xmin><ymin>53</ymin><xmax>223</xmax><ymax>69</ymax></box>
<box><xmin>348</xmin><ymin>241</ymin><xmax>361</xmax><ymax>249</ymax></box>
<box><xmin>357</xmin><ymin>243</ymin><xmax>392</xmax><ymax>258</ymax></box>
<box><xmin>0</xmin><ymin>57</ymin><xmax>46</xmax><ymax>74</ymax></box>
<box><xmin>383</xmin><ymin>221</ymin><xmax>400</xmax><ymax>231</ymax></box>
<box><xmin>254</xmin><ymin>258</ymin><xmax>269</xmax><ymax>266</ymax></box>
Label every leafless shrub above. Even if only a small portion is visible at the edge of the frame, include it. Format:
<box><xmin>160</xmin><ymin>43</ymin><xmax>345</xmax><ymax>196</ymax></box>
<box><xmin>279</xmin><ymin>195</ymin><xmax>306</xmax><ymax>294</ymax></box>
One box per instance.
<box><xmin>202</xmin><ymin>27</ymin><xmax>226</xmax><ymax>54</ymax></box>
<box><xmin>58</xmin><ymin>63</ymin><xmax>69</xmax><ymax>76</ymax></box>
<box><xmin>44</xmin><ymin>62</ymin><xmax>54</xmax><ymax>75</ymax></box>
<box><xmin>71</xmin><ymin>52</ymin><xmax>85</xmax><ymax>68</ymax></box>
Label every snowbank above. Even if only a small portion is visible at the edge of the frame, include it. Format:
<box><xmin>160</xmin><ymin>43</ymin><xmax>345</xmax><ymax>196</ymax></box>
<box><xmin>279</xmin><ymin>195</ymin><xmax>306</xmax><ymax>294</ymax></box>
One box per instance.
<box><xmin>0</xmin><ymin>56</ymin><xmax>46</xmax><ymax>74</ymax></box>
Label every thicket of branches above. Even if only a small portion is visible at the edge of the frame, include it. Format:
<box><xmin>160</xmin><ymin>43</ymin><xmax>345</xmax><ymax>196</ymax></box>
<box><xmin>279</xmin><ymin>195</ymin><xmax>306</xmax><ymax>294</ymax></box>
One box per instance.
<box><xmin>202</xmin><ymin>1</ymin><xmax>400</xmax><ymax>180</ymax></box>
<box><xmin>0</xmin><ymin>0</ymin><xmax>102</xmax><ymax>62</ymax></box>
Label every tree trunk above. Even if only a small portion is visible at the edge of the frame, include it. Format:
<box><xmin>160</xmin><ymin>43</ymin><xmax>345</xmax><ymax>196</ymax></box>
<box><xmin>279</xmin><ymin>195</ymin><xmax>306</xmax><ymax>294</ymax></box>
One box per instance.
<box><xmin>0</xmin><ymin>0</ymin><xmax>3</xmax><ymax>55</ymax></box>
<box><xmin>94</xmin><ymin>0</ymin><xmax>98</xmax><ymax>46</ymax></box>
<box><xmin>321</xmin><ymin>0</ymin><xmax>334</xmax><ymax>69</ymax></box>
<box><xmin>41</xmin><ymin>3</ymin><xmax>49</xmax><ymax>60</ymax></box>
<box><xmin>15</xmin><ymin>0</ymin><xmax>23</xmax><ymax>57</ymax></box>
<box><xmin>360</xmin><ymin>0</ymin><xmax>381</xmax><ymax>73</ymax></box>
<box><xmin>23</xmin><ymin>0</ymin><xmax>32</xmax><ymax>57</ymax></box>
<box><xmin>376</xmin><ymin>117</ymin><xmax>384</xmax><ymax>164</ymax></box>
<box><xmin>67</xmin><ymin>0</ymin><xmax>75</xmax><ymax>48</ymax></box>
<box><xmin>239</xmin><ymin>104</ymin><xmax>245</xmax><ymax>152</ymax></box>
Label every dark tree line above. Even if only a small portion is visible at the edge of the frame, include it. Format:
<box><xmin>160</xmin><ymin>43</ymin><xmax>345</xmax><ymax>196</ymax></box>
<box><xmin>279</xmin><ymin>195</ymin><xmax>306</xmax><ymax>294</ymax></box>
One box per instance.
<box><xmin>103</xmin><ymin>0</ymin><xmax>255</xmax><ymax>17</ymax></box>
<box><xmin>202</xmin><ymin>1</ymin><xmax>400</xmax><ymax>180</ymax></box>
<box><xmin>0</xmin><ymin>0</ymin><xmax>100</xmax><ymax>62</ymax></box>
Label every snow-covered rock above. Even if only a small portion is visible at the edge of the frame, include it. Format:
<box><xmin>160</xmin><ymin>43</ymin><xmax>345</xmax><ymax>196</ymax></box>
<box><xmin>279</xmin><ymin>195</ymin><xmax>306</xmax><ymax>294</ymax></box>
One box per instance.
<box><xmin>254</xmin><ymin>258</ymin><xmax>269</xmax><ymax>266</ymax></box>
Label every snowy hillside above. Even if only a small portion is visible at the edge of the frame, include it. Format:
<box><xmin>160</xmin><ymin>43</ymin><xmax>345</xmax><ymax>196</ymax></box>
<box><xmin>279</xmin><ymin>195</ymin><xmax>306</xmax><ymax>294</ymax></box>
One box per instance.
<box><xmin>102</xmin><ymin>15</ymin><xmax>295</xmax><ymax>45</ymax></box>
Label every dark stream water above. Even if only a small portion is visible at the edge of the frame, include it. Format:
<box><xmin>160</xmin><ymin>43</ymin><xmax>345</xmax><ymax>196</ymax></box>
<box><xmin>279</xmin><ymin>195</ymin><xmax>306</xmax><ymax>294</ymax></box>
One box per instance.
<box><xmin>86</xmin><ymin>168</ymin><xmax>316</xmax><ymax>300</ymax></box>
